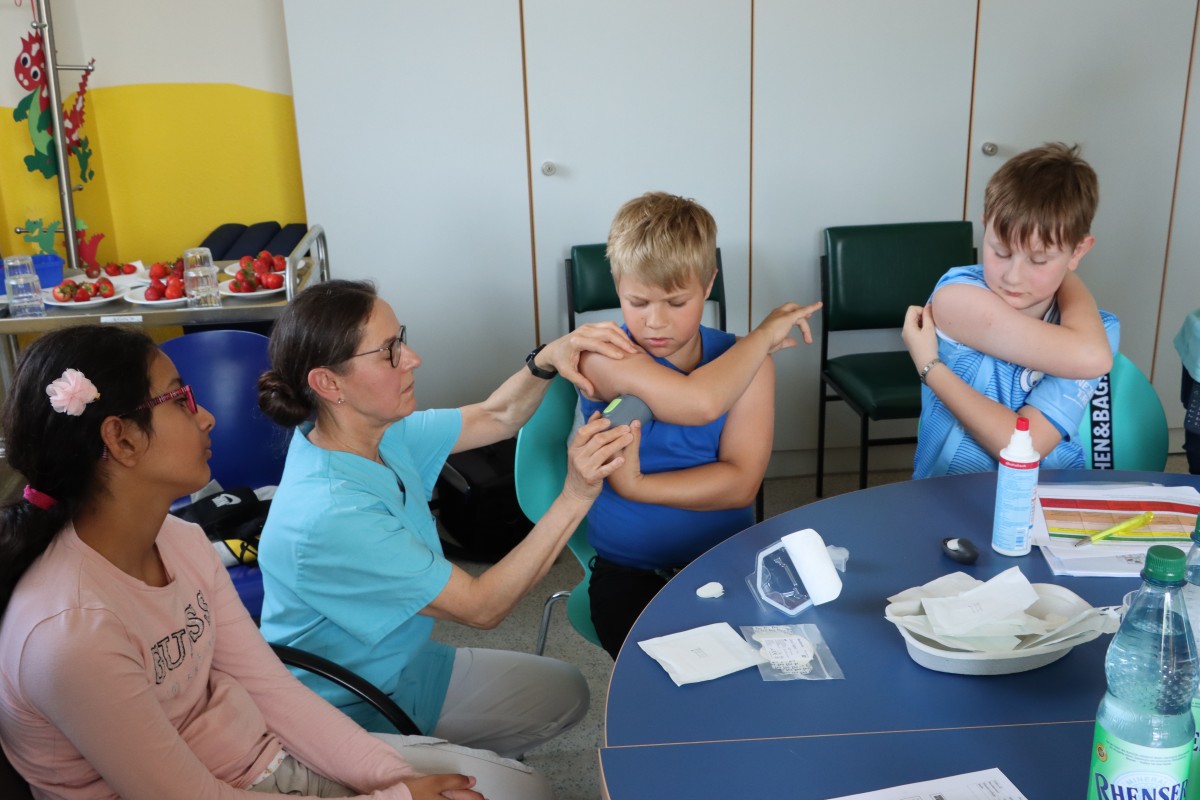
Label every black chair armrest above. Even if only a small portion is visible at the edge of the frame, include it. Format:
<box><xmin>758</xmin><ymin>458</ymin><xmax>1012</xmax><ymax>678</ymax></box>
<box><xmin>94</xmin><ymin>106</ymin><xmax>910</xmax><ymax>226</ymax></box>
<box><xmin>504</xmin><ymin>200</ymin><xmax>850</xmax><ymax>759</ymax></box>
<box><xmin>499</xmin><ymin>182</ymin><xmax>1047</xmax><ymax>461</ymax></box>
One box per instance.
<box><xmin>269</xmin><ymin>643</ymin><xmax>420</xmax><ymax>735</ymax></box>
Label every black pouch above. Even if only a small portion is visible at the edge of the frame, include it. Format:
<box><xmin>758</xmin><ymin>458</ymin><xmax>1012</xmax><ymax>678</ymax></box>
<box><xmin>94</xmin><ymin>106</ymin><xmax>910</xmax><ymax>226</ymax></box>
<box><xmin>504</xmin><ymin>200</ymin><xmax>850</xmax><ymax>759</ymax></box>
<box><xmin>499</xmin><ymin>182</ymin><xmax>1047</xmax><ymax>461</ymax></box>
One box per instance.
<box><xmin>435</xmin><ymin>438</ymin><xmax>532</xmax><ymax>563</ymax></box>
<box><xmin>175</xmin><ymin>486</ymin><xmax>270</xmax><ymax>564</ymax></box>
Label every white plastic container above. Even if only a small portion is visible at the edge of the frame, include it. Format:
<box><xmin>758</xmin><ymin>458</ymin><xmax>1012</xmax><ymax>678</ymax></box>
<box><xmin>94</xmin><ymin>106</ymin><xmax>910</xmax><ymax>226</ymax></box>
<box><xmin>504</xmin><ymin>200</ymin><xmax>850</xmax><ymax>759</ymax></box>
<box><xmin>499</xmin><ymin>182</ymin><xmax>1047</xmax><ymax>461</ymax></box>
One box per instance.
<box><xmin>991</xmin><ymin>417</ymin><xmax>1040</xmax><ymax>556</ymax></box>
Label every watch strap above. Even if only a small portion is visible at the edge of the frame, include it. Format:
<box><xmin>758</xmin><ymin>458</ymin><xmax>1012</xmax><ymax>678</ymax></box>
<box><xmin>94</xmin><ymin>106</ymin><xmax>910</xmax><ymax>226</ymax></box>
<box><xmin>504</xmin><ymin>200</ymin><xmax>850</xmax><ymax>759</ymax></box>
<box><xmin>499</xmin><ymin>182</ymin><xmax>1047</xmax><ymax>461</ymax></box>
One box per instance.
<box><xmin>525</xmin><ymin>345</ymin><xmax>557</xmax><ymax>379</ymax></box>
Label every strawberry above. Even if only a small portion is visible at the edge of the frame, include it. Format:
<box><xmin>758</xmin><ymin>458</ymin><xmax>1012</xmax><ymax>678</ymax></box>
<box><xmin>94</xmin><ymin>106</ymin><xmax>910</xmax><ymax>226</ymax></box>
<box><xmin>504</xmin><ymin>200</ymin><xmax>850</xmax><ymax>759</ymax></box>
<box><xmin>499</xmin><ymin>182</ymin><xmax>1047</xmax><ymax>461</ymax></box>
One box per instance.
<box><xmin>85</xmin><ymin>265</ymin><xmax>101</xmax><ymax>279</ymax></box>
<box><xmin>164</xmin><ymin>284</ymin><xmax>184</xmax><ymax>300</ymax></box>
<box><xmin>144</xmin><ymin>284</ymin><xmax>165</xmax><ymax>301</ymax></box>
<box><xmin>171</xmin><ymin>262</ymin><xmax>185</xmax><ymax>280</ymax></box>
<box><xmin>229</xmin><ymin>277</ymin><xmax>248</xmax><ymax>293</ymax></box>
<box><xmin>239</xmin><ymin>255</ymin><xmax>255</xmax><ymax>269</ymax></box>
<box><xmin>259</xmin><ymin>272</ymin><xmax>284</xmax><ymax>290</ymax></box>
<box><xmin>258</xmin><ymin>250</ymin><xmax>272</xmax><ymax>260</ymax></box>
<box><xmin>237</xmin><ymin>268</ymin><xmax>259</xmax><ymax>289</ymax></box>
<box><xmin>94</xmin><ymin>277</ymin><xmax>115</xmax><ymax>298</ymax></box>
<box><xmin>73</xmin><ymin>284</ymin><xmax>94</xmax><ymax>302</ymax></box>
<box><xmin>121</xmin><ymin>262</ymin><xmax>138</xmax><ymax>274</ymax></box>
<box><xmin>103</xmin><ymin>262</ymin><xmax>122</xmax><ymax>276</ymax></box>
<box><xmin>149</xmin><ymin>262</ymin><xmax>169</xmax><ymax>280</ymax></box>
<box><xmin>272</xmin><ymin>255</ymin><xmax>287</xmax><ymax>272</ymax></box>
<box><xmin>51</xmin><ymin>282</ymin><xmax>76</xmax><ymax>302</ymax></box>
<box><xmin>253</xmin><ymin>258</ymin><xmax>271</xmax><ymax>275</ymax></box>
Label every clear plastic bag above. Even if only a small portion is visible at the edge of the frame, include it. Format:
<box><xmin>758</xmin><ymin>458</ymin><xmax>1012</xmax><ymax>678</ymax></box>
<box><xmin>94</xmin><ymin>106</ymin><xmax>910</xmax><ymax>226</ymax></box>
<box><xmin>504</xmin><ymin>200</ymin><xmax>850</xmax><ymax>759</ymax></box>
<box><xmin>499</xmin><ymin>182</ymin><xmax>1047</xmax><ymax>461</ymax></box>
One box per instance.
<box><xmin>739</xmin><ymin>624</ymin><xmax>844</xmax><ymax>681</ymax></box>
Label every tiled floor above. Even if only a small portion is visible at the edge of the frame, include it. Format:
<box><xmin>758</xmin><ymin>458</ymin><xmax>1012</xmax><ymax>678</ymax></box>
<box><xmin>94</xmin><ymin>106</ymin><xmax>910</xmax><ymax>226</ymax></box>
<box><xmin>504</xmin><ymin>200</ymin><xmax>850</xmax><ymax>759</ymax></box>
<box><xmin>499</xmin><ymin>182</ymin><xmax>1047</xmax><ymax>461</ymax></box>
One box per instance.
<box><xmin>435</xmin><ymin>453</ymin><xmax>1193</xmax><ymax>799</ymax></box>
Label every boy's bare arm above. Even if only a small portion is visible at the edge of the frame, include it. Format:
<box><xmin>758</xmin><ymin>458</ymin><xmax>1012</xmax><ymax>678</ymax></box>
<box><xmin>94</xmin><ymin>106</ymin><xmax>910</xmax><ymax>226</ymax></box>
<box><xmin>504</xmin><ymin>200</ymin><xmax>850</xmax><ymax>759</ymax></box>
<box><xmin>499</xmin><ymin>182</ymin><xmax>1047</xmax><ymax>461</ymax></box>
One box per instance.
<box><xmin>605</xmin><ymin>358</ymin><xmax>774</xmax><ymax>510</ymax></box>
<box><xmin>904</xmin><ymin>305</ymin><xmax>1063</xmax><ymax>458</ymax></box>
<box><xmin>579</xmin><ymin>301</ymin><xmax>820</xmax><ymax>426</ymax></box>
<box><xmin>931</xmin><ymin>272</ymin><xmax>1111</xmax><ymax>379</ymax></box>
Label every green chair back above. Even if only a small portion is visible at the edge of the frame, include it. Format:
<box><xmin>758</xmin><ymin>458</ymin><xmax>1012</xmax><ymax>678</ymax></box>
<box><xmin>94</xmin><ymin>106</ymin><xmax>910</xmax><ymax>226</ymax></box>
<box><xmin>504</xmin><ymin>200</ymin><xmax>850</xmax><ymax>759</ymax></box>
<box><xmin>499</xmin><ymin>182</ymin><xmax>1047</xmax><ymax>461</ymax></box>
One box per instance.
<box><xmin>822</xmin><ymin>221</ymin><xmax>975</xmax><ymax>331</ymax></box>
<box><xmin>816</xmin><ymin>220</ymin><xmax>976</xmax><ymax>496</ymax></box>
<box><xmin>1076</xmin><ymin>353</ymin><xmax>1169</xmax><ymax>471</ymax></box>
<box><xmin>514</xmin><ymin>375</ymin><xmax>601</xmax><ymax>647</ymax></box>
<box><xmin>567</xmin><ymin>243</ymin><xmax>727</xmax><ymax>332</ymax></box>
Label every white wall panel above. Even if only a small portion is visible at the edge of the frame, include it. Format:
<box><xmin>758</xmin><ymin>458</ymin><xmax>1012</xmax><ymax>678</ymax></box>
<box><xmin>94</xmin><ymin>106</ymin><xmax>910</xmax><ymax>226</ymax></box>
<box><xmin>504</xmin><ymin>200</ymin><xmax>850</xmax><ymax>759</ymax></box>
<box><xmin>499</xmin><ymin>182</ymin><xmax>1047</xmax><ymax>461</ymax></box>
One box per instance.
<box><xmin>283</xmin><ymin>1</ymin><xmax>533</xmax><ymax>409</ymax></box>
<box><xmin>753</xmin><ymin>0</ymin><xmax>976</xmax><ymax>469</ymax></box>
<box><xmin>966</xmin><ymin>0</ymin><xmax>1194</xmax><ymax>376</ymax></box>
<box><xmin>1155</xmin><ymin>14</ymin><xmax>1200</xmax><ymax>446</ymax></box>
<box><xmin>524</xmin><ymin>0</ymin><xmax>752</xmax><ymax>341</ymax></box>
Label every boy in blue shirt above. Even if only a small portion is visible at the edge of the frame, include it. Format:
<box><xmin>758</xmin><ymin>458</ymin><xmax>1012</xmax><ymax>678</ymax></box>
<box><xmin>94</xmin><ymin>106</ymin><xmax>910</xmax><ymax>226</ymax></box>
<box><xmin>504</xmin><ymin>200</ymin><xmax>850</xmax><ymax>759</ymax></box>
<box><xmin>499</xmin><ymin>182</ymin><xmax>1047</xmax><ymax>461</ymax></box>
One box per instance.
<box><xmin>576</xmin><ymin>191</ymin><xmax>821</xmax><ymax>657</ymax></box>
<box><xmin>903</xmin><ymin>143</ymin><xmax>1120</xmax><ymax>477</ymax></box>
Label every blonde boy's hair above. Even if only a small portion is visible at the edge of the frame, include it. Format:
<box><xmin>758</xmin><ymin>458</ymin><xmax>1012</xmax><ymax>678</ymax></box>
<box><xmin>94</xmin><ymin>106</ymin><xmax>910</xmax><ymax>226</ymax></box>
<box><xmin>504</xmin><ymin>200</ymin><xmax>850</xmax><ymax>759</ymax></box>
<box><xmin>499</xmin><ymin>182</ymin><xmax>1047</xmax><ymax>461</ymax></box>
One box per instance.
<box><xmin>606</xmin><ymin>192</ymin><xmax>717</xmax><ymax>290</ymax></box>
<box><xmin>983</xmin><ymin>142</ymin><xmax>1099</xmax><ymax>252</ymax></box>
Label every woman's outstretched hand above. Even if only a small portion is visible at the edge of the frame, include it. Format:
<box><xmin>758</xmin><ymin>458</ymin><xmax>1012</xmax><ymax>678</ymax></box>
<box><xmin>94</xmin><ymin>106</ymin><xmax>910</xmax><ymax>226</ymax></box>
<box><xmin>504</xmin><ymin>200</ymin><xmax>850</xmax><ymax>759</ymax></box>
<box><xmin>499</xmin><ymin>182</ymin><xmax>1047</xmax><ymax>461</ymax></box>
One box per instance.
<box><xmin>561</xmin><ymin>412</ymin><xmax>634</xmax><ymax>504</ymax></box>
<box><xmin>539</xmin><ymin>322</ymin><xmax>641</xmax><ymax>397</ymax></box>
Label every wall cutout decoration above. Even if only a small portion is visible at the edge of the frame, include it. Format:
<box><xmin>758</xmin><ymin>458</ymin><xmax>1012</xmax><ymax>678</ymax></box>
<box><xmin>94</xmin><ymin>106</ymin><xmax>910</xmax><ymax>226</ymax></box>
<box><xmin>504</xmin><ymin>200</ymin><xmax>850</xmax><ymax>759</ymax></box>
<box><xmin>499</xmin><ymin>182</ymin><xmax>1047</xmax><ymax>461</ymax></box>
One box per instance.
<box><xmin>12</xmin><ymin>31</ymin><xmax>95</xmax><ymax>182</ymax></box>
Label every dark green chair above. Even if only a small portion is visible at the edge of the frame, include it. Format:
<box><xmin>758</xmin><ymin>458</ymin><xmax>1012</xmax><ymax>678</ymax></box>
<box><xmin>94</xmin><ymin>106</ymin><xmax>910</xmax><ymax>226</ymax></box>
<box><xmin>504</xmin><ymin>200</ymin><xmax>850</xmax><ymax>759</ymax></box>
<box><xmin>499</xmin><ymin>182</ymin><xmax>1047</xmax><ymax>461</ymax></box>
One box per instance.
<box><xmin>817</xmin><ymin>221</ymin><xmax>976</xmax><ymax>496</ymax></box>
<box><xmin>566</xmin><ymin>243</ymin><xmax>726</xmax><ymax>332</ymax></box>
<box><xmin>564</xmin><ymin>244</ymin><xmax>762</xmax><ymax>521</ymax></box>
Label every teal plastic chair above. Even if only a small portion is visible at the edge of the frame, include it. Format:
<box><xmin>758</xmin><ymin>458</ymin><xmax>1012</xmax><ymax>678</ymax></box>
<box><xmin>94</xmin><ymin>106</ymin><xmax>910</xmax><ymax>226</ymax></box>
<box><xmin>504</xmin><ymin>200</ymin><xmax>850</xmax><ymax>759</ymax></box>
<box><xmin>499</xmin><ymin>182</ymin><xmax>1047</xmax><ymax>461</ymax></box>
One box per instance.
<box><xmin>1076</xmin><ymin>353</ymin><xmax>1168</xmax><ymax>470</ymax></box>
<box><xmin>514</xmin><ymin>375</ymin><xmax>601</xmax><ymax>653</ymax></box>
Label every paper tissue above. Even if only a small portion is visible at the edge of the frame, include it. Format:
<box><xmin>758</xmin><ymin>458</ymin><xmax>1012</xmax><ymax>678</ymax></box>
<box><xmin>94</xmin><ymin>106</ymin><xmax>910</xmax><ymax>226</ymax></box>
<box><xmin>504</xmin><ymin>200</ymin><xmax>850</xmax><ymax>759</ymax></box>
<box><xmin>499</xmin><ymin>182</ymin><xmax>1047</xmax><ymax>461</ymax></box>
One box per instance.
<box><xmin>884</xmin><ymin>567</ymin><xmax>1119</xmax><ymax>675</ymax></box>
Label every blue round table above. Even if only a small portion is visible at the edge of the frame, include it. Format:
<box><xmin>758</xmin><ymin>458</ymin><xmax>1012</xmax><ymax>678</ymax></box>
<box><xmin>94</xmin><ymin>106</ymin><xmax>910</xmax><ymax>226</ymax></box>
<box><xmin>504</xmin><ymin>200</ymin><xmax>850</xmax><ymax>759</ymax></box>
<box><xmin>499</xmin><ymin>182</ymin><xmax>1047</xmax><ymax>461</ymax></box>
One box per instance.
<box><xmin>600</xmin><ymin>469</ymin><xmax>1200</xmax><ymax>799</ymax></box>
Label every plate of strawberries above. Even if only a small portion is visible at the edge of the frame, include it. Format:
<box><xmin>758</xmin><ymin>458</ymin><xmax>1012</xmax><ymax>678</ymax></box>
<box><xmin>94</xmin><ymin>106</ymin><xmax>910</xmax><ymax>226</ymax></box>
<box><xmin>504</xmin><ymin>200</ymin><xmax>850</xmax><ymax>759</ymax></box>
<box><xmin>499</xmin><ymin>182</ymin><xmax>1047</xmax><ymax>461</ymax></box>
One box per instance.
<box><xmin>223</xmin><ymin>250</ymin><xmax>290</xmax><ymax>278</ymax></box>
<box><xmin>219</xmin><ymin>273</ymin><xmax>285</xmax><ymax>298</ymax></box>
<box><xmin>44</xmin><ymin>277</ymin><xmax>124</xmax><ymax>307</ymax></box>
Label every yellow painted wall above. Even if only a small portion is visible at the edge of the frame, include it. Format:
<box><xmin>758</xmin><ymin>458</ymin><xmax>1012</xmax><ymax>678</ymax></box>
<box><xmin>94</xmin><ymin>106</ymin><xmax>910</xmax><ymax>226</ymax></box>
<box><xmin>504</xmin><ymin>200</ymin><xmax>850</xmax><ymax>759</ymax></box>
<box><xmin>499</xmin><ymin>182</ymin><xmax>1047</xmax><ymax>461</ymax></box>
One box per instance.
<box><xmin>1</xmin><ymin>83</ymin><xmax>304</xmax><ymax>264</ymax></box>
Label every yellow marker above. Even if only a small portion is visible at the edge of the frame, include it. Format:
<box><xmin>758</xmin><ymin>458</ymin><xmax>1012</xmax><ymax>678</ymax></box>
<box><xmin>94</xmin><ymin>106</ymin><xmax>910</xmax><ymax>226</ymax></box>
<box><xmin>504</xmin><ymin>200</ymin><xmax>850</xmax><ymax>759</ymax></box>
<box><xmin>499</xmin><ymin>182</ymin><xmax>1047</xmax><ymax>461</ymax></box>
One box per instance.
<box><xmin>1073</xmin><ymin>510</ymin><xmax>1155</xmax><ymax>548</ymax></box>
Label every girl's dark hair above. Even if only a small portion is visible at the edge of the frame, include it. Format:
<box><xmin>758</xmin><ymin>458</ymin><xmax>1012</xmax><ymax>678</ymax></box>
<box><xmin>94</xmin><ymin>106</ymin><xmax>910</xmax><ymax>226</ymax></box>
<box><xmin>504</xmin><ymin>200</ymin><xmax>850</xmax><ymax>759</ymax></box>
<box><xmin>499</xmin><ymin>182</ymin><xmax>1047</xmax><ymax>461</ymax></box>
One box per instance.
<box><xmin>0</xmin><ymin>325</ymin><xmax>157</xmax><ymax>615</ymax></box>
<box><xmin>258</xmin><ymin>279</ymin><xmax>377</xmax><ymax>427</ymax></box>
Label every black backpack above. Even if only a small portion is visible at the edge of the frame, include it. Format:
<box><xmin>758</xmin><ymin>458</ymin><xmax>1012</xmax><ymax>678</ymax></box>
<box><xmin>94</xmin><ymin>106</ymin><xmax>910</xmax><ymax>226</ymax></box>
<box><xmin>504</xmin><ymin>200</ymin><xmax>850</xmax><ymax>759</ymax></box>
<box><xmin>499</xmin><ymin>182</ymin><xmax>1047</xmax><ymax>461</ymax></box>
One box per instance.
<box><xmin>434</xmin><ymin>438</ymin><xmax>532</xmax><ymax>563</ymax></box>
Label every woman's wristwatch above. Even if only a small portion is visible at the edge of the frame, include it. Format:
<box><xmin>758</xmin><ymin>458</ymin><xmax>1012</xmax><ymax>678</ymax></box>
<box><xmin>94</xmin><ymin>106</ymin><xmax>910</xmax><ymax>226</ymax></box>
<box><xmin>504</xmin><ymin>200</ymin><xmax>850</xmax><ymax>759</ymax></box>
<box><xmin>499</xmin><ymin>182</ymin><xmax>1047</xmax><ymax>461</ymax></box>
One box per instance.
<box><xmin>525</xmin><ymin>345</ymin><xmax>558</xmax><ymax>379</ymax></box>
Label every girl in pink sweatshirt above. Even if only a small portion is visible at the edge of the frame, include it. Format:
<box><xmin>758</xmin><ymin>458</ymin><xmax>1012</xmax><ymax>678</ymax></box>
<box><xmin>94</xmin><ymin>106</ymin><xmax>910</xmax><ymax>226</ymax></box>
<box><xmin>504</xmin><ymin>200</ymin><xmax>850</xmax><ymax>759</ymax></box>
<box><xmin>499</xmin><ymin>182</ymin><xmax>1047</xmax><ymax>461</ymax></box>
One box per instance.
<box><xmin>0</xmin><ymin>325</ymin><xmax>547</xmax><ymax>800</ymax></box>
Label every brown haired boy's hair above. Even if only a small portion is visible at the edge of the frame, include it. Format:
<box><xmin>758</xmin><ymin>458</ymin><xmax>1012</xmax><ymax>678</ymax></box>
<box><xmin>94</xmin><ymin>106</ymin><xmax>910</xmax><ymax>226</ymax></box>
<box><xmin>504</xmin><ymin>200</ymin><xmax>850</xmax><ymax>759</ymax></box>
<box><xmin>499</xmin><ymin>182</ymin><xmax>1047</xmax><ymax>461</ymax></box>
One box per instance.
<box><xmin>606</xmin><ymin>192</ymin><xmax>717</xmax><ymax>291</ymax></box>
<box><xmin>983</xmin><ymin>142</ymin><xmax>1099</xmax><ymax>252</ymax></box>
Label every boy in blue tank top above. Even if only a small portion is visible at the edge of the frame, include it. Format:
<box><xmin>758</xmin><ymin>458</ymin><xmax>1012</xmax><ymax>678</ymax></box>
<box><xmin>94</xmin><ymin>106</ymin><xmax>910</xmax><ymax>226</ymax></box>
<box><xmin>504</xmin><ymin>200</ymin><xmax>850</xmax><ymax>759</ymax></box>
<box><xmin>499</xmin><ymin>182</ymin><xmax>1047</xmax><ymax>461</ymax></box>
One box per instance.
<box><xmin>576</xmin><ymin>192</ymin><xmax>822</xmax><ymax>658</ymax></box>
<box><xmin>902</xmin><ymin>143</ymin><xmax>1119</xmax><ymax>478</ymax></box>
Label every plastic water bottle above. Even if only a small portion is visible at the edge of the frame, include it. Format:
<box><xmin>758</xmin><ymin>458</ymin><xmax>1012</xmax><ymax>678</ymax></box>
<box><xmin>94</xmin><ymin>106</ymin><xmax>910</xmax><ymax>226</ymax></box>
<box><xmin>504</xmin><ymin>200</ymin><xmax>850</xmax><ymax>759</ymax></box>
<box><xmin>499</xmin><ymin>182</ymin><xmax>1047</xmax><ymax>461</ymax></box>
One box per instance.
<box><xmin>991</xmin><ymin>417</ymin><xmax>1040</xmax><ymax>556</ymax></box>
<box><xmin>1182</xmin><ymin>517</ymin><xmax>1200</xmax><ymax>792</ymax></box>
<box><xmin>1087</xmin><ymin>545</ymin><xmax>1197</xmax><ymax>800</ymax></box>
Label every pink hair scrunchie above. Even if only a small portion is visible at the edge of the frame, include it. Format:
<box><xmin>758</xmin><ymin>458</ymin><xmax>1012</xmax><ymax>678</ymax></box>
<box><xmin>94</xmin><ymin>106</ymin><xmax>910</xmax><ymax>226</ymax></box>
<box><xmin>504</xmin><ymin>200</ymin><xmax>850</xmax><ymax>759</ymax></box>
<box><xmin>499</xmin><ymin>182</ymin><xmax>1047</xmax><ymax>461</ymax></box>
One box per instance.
<box><xmin>23</xmin><ymin>485</ymin><xmax>57</xmax><ymax>510</ymax></box>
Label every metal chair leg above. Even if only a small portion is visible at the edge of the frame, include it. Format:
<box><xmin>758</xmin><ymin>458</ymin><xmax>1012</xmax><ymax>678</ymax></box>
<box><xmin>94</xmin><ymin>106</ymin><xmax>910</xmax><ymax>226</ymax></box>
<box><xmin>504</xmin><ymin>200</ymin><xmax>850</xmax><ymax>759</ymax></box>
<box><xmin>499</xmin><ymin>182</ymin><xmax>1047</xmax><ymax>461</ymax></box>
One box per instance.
<box><xmin>536</xmin><ymin>590</ymin><xmax>571</xmax><ymax>656</ymax></box>
<box><xmin>816</xmin><ymin>385</ymin><xmax>829</xmax><ymax>497</ymax></box>
<box><xmin>858</xmin><ymin>414</ymin><xmax>869</xmax><ymax>489</ymax></box>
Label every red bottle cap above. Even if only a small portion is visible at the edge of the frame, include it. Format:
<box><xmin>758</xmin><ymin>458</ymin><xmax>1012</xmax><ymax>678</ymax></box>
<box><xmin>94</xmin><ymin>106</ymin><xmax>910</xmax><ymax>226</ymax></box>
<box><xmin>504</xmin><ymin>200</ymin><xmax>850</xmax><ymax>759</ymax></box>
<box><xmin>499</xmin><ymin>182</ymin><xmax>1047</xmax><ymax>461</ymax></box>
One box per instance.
<box><xmin>1015</xmin><ymin>417</ymin><xmax>1030</xmax><ymax>432</ymax></box>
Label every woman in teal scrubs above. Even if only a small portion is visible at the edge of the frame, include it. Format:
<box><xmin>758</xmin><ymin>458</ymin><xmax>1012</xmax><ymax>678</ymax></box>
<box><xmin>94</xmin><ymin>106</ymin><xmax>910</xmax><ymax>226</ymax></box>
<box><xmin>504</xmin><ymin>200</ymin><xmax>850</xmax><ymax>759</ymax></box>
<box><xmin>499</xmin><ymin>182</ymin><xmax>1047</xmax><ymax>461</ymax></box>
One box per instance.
<box><xmin>256</xmin><ymin>280</ymin><xmax>635</xmax><ymax>759</ymax></box>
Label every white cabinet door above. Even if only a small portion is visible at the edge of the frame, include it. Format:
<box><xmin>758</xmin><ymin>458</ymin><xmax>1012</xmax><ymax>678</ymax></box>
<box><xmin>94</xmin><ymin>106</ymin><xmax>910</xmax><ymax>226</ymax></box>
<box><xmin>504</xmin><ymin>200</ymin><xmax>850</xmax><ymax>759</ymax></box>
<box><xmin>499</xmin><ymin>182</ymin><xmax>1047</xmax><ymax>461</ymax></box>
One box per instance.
<box><xmin>283</xmin><ymin>1</ymin><xmax>533</xmax><ymax>409</ymax></box>
<box><xmin>753</xmin><ymin>0</ymin><xmax>976</xmax><ymax>467</ymax></box>
<box><xmin>966</xmin><ymin>0</ymin><xmax>1194</xmax><ymax>379</ymax></box>
<box><xmin>523</xmin><ymin>0</ymin><xmax>752</xmax><ymax>340</ymax></box>
<box><xmin>1155</xmin><ymin>27</ymin><xmax>1200</xmax><ymax>443</ymax></box>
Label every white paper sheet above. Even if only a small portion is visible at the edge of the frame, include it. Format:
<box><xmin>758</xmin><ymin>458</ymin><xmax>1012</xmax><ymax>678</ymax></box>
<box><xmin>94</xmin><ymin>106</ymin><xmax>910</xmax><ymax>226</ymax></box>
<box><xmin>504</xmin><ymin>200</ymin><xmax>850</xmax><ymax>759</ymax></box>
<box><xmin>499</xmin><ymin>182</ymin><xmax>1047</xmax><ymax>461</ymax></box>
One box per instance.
<box><xmin>1032</xmin><ymin>483</ymin><xmax>1200</xmax><ymax>577</ymax></box>
<box><xmin>826</xmin><ymin>767</ymin><xmax>1027</xmax><ymax>800</ymax></box>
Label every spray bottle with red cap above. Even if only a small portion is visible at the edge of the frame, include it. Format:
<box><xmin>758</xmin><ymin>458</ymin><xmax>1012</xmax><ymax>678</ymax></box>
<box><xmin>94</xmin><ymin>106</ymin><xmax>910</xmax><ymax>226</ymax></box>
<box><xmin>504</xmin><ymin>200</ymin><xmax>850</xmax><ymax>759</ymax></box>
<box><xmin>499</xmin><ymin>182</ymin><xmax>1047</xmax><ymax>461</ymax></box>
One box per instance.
<box><xmin>992</xmin><ymin>416</ymin><xmax>1041</xmax><ymax>556</ymax></box>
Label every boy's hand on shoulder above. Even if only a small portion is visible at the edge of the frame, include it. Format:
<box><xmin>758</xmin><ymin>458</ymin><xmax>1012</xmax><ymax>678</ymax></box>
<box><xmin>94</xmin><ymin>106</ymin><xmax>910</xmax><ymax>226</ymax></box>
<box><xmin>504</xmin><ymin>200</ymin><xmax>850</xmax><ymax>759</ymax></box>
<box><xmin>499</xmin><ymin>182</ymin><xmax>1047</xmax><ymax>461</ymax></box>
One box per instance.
<box><xmin>902</xmin><ymin>304</ymin><xmax>939</xmax><ymax>370</ymax></box>
<box><xmin>753</xmin><ymin>301</ymin><xmax>823</xmax><ymax>353</ymax></box>
<box><xmin>542</xmin><ymin>321</ymin><xmax>641</xmax><ymax>397</ymax></box>
<box><xmin>561</xmin><ymin>412</ymin><xmax>634</xmax><ymax>504</ymax></box>
<box><xmin>606</xmin><ymin>419</ymin><xmax>644</xmax><ymax>499</ymax></box>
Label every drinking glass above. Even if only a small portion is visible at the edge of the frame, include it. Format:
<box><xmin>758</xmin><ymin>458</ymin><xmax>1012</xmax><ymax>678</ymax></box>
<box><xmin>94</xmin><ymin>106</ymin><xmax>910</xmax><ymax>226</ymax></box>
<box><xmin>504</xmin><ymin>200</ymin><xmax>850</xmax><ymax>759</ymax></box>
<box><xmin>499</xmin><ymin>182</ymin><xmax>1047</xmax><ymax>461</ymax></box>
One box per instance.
<box><xmin>183</xmin><ymin>247</ymin><xmax>221</xmax><ymax>308</ymax></box>
<box><xmin>3</xmin><ymin>255</ymin><xmax>47</xmax><ymax>318</ymax></box>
